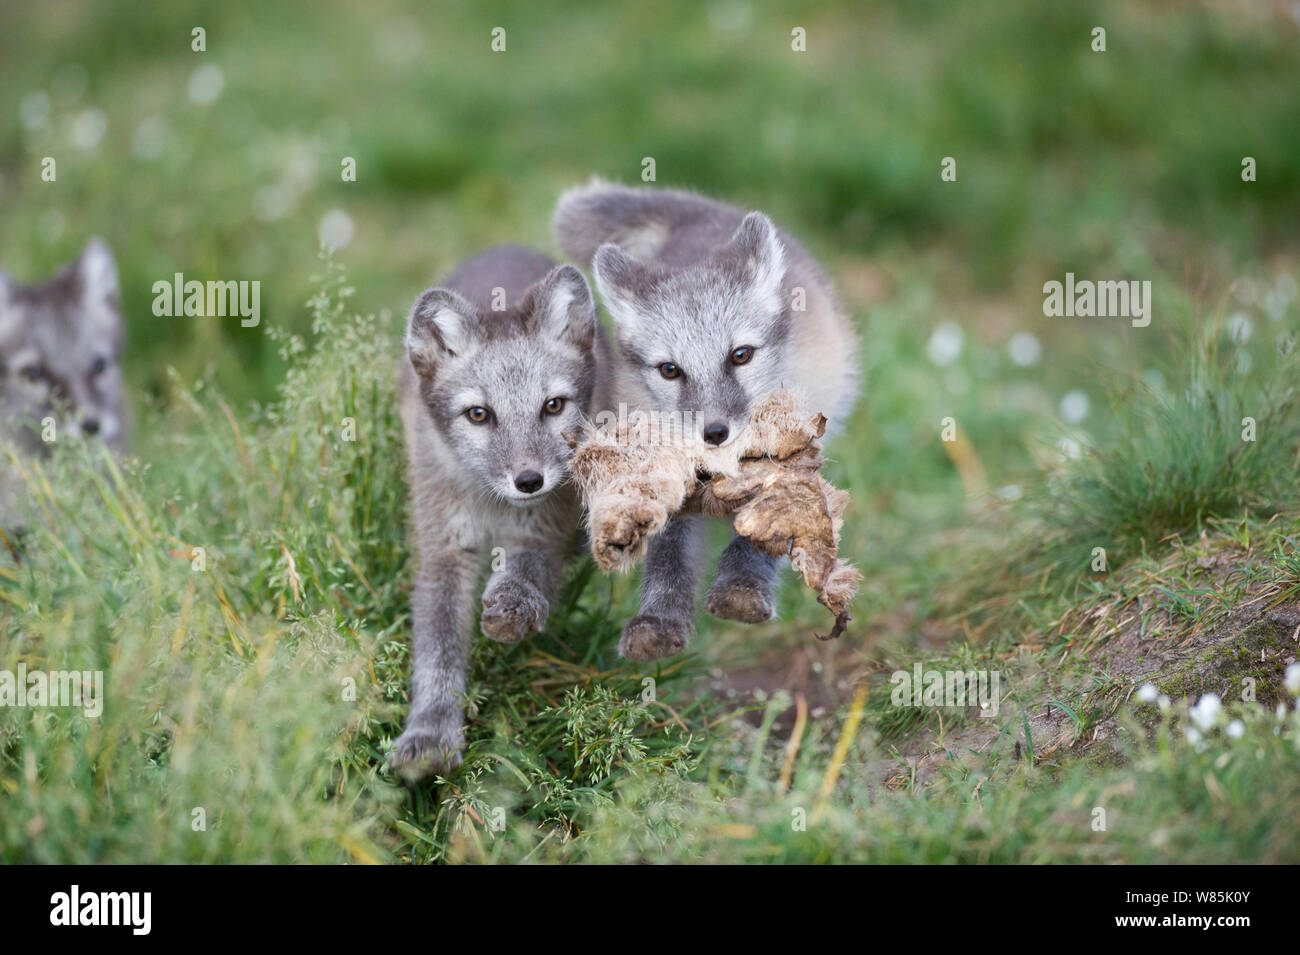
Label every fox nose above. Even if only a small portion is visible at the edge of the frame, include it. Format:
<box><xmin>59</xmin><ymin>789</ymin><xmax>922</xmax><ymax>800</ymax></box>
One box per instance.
<box><xmin>702</xmin><ymin>422</ymin><xmax>729</xmax><ymax>446</ymax></box>
<box><xmin>514</xmin><ymin>470</ymin><xmax>544</xmax><ymax>494</ymax></box>
<box><xmin>81</xmin><ymin>418</ymin><xmax>101</xmax><ymax>436</ymax></box>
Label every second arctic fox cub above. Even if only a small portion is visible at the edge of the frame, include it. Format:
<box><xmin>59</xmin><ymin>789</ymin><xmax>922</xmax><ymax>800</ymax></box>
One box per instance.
<box><xmin>553</xmin><ymin>182</ymin><xmax>858</xmax><ymax>662</ymax></box>
<box><xmin>390</xmin><ymin>245</ymin><xmax>609</xmax><ymax>778</ymax></box>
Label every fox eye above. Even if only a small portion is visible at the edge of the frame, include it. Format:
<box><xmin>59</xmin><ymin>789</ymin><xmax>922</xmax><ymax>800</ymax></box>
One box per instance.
<box><xmin>543</xmin><ymin>397</ymin><xmax>566</xmax><ymax>416</ymax></box>
<box><xmin>89</xmin><ymin>356</ymin><xmax>107</xmax><ymax>376</ymax></box>
<box><xmin>658</xmin><ymin>362</ymin><xmax>682</xmax><ymax>380</ymax></box>
<box><xmin>465</xmin><ymin>406</ymin><xmax>491</xmax><ymax>424</ymax></box>
<box><xmin>19</xmin><ymin>363</ymin><xmax>43</xmax><ymax>382</ymax></box>
<box><xmin>730</xmin><ymin>346</ymin><xmax>755</xmax><ymax>366</ymax></box>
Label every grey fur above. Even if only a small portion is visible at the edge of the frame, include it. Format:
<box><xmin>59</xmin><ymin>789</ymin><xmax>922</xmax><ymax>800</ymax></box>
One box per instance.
<box><xmin>390</xmin><ymin>245</ymin><xmax>611</xmax><ymax>779</ymax></box>
<box><xmin>552</xmin><ymin>182</ymin><xmax>858</xmax><ymax>656</ymax></box>
<box><xmin>0</xmin><ymin>239</ymin><xmax>129</xmax><ymax>525</ymax></box>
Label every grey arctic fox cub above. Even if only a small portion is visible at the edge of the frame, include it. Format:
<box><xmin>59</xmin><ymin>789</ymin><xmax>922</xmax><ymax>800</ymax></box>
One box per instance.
<box><xmin>553</xmin><ymin>181</ymin><xmax>858</xmax><ymax>663</ymax></box>
<box><xmin>0</xmin><ymin>239</ymin><xmax>129</xmax><ymax>523</ymax></box>
<box><xmin>391</xmin><ymin>245</ymin><xmax>610</xmax><ymax>778</ymax></box>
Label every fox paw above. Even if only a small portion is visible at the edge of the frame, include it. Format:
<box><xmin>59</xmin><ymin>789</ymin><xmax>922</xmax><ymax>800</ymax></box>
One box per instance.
<box><xmin>481</xmin><ymin>578</ymin><xmax>548</xmax><ymax>643</ymax></box>
<box><xmin>706</xmin><ymin>576</ymin><xmax>776</xmax><ymax>624</ymax></box>
<box><xmin>592</xmin><ymin>498</ymin><xmax>668</xmax><ymax>572</ymax></box>
<box><xmin>389</xmin><ymin>725</ymin><xmax>464</xmax><ymax>781</ymax></box>
<box><xmin>619</xmin><ymin>614</ymin><xmax>690</xmax><ymax>662</ymax></box>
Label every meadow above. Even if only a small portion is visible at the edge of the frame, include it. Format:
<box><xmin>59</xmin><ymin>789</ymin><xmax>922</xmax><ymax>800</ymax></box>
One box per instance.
<box><xmin>1</xmin><ymin>0</ymin><xmax>1299</xmax><ymax>863</ymax></box>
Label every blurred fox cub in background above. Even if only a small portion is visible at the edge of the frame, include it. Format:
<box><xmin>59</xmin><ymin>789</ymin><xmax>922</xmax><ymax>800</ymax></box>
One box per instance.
<box><xmin>553</xmin><ymin>182</ymin><xmax>859</xmax><ymax>663</ymax></box>
<box><xmin>390</xmin><ymin>245</ymin><xmax>610</xmax><ymax>778</ymax></box>
<box><xmin>0</xmin><ymin>239</ymin><xmax>129</xmax><ymax>526</ymax></box>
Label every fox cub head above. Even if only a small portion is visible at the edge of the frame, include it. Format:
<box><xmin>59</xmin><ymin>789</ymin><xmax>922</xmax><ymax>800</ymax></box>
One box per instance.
<box><xmin>592</xmin><ymin>212</ymin><xmax>789</xmax><ymax>449</ymax></box>
<box><xmin>406</xmin><ymin>265</ymin><xmax>599</xmax><ymax>506</ymax></box>
<box><xmin>0</xmin><ymin>239</ymin><xmax>128</xmax><ymax>453</ymax></box>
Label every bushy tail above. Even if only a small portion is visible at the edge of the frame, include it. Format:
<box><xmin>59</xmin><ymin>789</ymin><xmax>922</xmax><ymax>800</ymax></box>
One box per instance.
<box><xmin>551</xmin><ymin>178</ymin><xmax>673</xmax><ymax>267</ymax></box>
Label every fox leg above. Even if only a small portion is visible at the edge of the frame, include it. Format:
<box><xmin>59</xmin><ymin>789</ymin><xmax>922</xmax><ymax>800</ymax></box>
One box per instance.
<box><xmin>390</xmin><ymin>546</ymin><xmax>481</xmax><ymax>779</ymax></box>
<box><xmin>706</xmin><ymin>534</ymin><xmax>781</xmax><ymax>624</ymax></box>
<box><xmin>620</xmin><ymin>516</ymin><xmax>704</xmax><ymax>661</ymax></box>
<box><xmin>480</xmin><ymin>542</ymin><xmax>560</xmax><ymax>643</ymax></box>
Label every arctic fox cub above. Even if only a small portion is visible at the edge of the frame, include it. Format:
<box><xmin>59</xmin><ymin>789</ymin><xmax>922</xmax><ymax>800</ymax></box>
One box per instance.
<box><xmin>553</xmin><ymin>182</ymin><xmax>858</xmax><ymax>662</ymax></box>
<box><xmin>391</xmin><ymin>245</ymin><xmax>609</xmax><ymax>778</ymax></box>
<box><xmin>0</xmin><ymin>239</ymin><xmax>129</xmax><ymax>524</ymax></box>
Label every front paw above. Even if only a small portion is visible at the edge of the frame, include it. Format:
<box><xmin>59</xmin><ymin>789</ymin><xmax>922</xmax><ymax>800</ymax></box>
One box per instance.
<box><xmin>389</xmin><ymin>724</ymin><xmax>465</xmax><ymax>781</ymax></box>
<box><xmin>706</xmin><ymin>576</ymin><xmax>777</xmax><ymax>624</ymax></box>
<box><xmin>619</xmin><ymin>614</ymin><xmax>691</xmax><ymax>662</ymax></box>
<box><xmin>591</xmin><ymin>495</ymin><xmax>668</xmax><ymax>572</ymax></box>
<box><xmin>481</xmin><ymin>577</ymin><xmax>548</xmax><ymax>643</ymax></box>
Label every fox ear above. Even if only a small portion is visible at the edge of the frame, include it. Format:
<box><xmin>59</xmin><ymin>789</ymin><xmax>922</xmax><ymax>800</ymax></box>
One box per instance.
<box><xmin>77</xmin><ymin>238</ymin><xmax>119</xmax><ymax>307</ymax></box>
<box><xmin>727</xmin><ymin>212</ymin><xmax>786</xmax><ymax>312</ymax></box>
<box><xmin>592</xmin><ymin>243</ymin><xmax>652</xmax><ymax>331</ymax></box>
<box><xmin>406</xmin><ymin>286</ymin><xmax>477</xmax><ymax>377</ymax></box>
<box><xmin>533</xmin><ymin>265</ymin><xmax>596</xmax><ymax>349</ymax></box>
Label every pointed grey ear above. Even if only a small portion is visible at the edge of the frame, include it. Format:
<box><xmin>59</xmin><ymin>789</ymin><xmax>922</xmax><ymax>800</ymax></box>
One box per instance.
<box><xmin>406</xmin><ymin>287</ymin><xmax>477</xmax><ymax>377</ymax></box>
<box><xmin>592</xmin><ymin>243</ymin><xmax>651</xmax><ymax>331</ymax></box>
<box><xmin>533</xmin><ymin>265</ymin><xmax>596</xmax><ymax>349</ymax></box>
<box><xmin>78</xmin><ymin>237</ymin><xmax>119</xmax><ymax>306</ymax></box>
<box><xmin>727</xmin><ymin>212</ymin><xmax>786</xmax><ymax>310</ymax></box>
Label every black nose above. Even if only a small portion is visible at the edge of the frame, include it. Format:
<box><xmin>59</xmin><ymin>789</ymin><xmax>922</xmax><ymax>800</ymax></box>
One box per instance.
<box><xmin>514</xmin><ymin>470</ymin><xmax>544</xmax><ymax>494</ymax></box>
<box><xmin>702</xmin><ymin>422</ymin><xmax>729</xmax><ymax>446</ymax></box>
<box><xmin>81</xmin><ymin>418</ymin><xmax>101</xmax><ymax>436</ymax></box>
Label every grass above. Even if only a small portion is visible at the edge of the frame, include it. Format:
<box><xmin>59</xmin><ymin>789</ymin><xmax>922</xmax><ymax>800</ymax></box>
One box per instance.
<box><xmin>1</xmin><ymin>0</ymin><xmax>1300</xmax><ymax>863</ymax></box>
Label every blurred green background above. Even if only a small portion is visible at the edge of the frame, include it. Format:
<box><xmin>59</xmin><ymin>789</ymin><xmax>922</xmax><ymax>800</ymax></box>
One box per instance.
<box><xmin>2</xmin><ymin>0</ymin><xmax>1300</xmax><ymax>863</ymax></box>
<box><xmin>3</xmin><ymin>0</ymin><xmax>1297</xmax><ymax>403</ymax></box>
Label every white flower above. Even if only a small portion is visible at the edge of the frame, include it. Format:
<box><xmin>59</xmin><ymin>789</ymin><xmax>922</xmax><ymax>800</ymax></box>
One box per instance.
<box><xmin>1186</xmin><ymin>726</ymin><xmax>1203</xmax><ymax>746</ymax></box>
<box><xmin>1136</xmin><ymin>683</ymin><xmax>1159</xmax><ymax>703</ymax></box>
<box><xmin>1059</xmin><ymin>389</ymin><xmax>1090</xmax><ymax>424</ymax></box>
<box><xmin>318</xmin><ymin>209</ymin><xmax>355</xmax><ymax>250</ymax></box>
<box><xmin>1283</xmin><ymin>662</ymin><xmax>1300</xmax><ymax>698</ymax></box>
<box><xmin>926</xmin><ymin>323</ymin><xmax>964</xmax><ymax>366</ymax></box>
<box><xmin>1189</xmin><ymin>693</ymin><xmax>1222</xmax><ymax>732</ymax></box>
<box><xmin>1007</xmin><ymin>332</ymin><xmax>1042</xmax><ymax>367</ymax></box>
<box><xmin>188</xmin><ymin>64</ymin><xmax>225</xmax><ymax>104</ymax></box>
<box><xmin>1225</xmin><ymin>720</ymin><xmax>1245</xmax><ymax>739</ymax></box>
<box><xmin>1157</xmin><ymin>695</ymin><xmax>1171</xmax><ymax>712</ymax></box>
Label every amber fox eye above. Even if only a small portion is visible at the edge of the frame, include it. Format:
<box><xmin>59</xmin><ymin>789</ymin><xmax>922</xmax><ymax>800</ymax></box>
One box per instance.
<box><xmin>543</xmin><ymin>397</ymin><xmax>566</xmax><ymax>416</ymax></box>
<box><xmin>730</xmin><ymin>346</ymin><xmax>755</xmax><ymax>366</ymax></box>
<box><xmin>658</xmin><ymin>362</ymin><xmax>682</xmax><ymax>380</ymax></box>
<box><xmin>465</xmin><ymin>406</ymin><xmax>491</xmax><ymax>424</ymax></box>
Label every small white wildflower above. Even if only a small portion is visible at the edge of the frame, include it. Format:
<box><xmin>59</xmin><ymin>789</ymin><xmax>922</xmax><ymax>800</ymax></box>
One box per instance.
<box><xmin>1007</xmin><ymin>332</ymin><xmax>1042</xmax><ymax>367</ymax></box>
<box><xmin>926</xmin><ymin>322</ymin><xmax>964</xmax><ymax>366</ymax></box>
<box><xmin>1059</xmin><ymin>389</ymin><xmax>1090</xmax><ymax>424</ymax></box>
<box><xmin>1225</xmin><ymin>719</ymin><xmax>1245</xmax><ymax>739</ymax></box>
<box><xmin>1136</xmin><ymin>683</ymin><xmax>1158</xmax><ymax>703</ymax></box>
<box><xmin>1283</xmin><ymin>662</ymin><xmax>1300</xmax><ymax>698</ymax></box>
<box><xmin>1186</xmin><ymin>726</ymin><xmax>1203</xmax><ymax>746</ymax></box>
<box><xmin>1157</xmin><ymin>695</ymin><xmax>1171</xmax><ymax>712</ymax></box>
<box><xmin>1189</xmin><ymin>693</ymin><xmax>1222</xmax><ymax>731</ymax></box>
<box><xmin>188</xmin><ymin>64</ymin><xmax>225</xmax><ymax>104</ymax></box>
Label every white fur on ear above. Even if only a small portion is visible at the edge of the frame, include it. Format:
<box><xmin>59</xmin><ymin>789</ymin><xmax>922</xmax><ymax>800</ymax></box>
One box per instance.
<box><xmin>535</xmin><ymin>265</ymin><xmax>596</xmax><ymax>348</ymax></box>
<box><xmin>406</xmin><ymin>287</ymin><xmax>477</xmax><ymax>376</ymax></box>
<box><xmin>592</xmin><ymin>242</ymin><xmax>649</xmax><ymax>331</ymax></box>
<box><xmin>78</xmin><ymin>237</ymin><xmax>120</xmax><ymax>304</ymax></box>
<box><xmin>730</xmin><ymin>212</ymin><xmax>786</xmax><ymax>312</ymax></box>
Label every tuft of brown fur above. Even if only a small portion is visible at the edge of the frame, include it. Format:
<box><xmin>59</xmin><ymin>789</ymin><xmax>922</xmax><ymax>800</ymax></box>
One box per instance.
<box><xmin>568</xmin><ymin>390</ymin><xmax>861</xmax><ymax>639</ymax></box>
